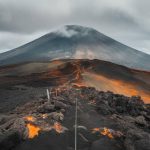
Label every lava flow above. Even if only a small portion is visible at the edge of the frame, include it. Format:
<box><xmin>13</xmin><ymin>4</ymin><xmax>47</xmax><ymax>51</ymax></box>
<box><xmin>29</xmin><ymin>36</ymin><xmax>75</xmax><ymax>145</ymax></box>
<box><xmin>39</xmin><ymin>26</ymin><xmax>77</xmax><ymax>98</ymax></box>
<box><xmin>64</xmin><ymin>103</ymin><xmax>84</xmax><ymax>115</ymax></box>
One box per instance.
<box><xmin>26</xmin><ymin>123</ymin><xmax>41</xmax><ymax>139</ymax></box>
<box><xmin>24</xmin><ymin>116</ymin><xmax>41</xmax><ymax>139</ymax></box>
<box><xmin>24</xmin><ymin>113</ymin><xmax>66</xmax><ymax>139</ymax></box>
<box><xmin>24</xmin><ymin>116</ymin><xmax>36</xmax><ymax>122</ymax></box>
<box><xmin>92</xmin><ymin>127</ymin><xmax>113</xmax><ymax>139</ymax></box>
<box><xmin>92</xmin><ymin>127</ymin><xmax>123</xmax><ymax>139</ymax></box>
<box><xmin>101</xmin><ymin>127</ymin><xmax>114</xmax><ymax>139</ymax></box>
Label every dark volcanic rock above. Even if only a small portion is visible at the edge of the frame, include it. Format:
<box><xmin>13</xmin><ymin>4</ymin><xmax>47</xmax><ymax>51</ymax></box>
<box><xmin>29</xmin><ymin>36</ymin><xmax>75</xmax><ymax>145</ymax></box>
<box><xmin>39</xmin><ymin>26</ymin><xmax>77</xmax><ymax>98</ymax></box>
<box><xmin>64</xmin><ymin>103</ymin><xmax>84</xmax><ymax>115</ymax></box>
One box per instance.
<box><xmin>0</xmin><ymin>86</ymin><xmax>150</xmax><ymax>150</ymax></box>
<box><xmin>124</xmin><ymin>129</ymin><xmax>150</xmax><ymax>150</ymax></box>
<box><xmin>134</xmin><ymin>139</ymin><xmax>150</xmax><ymax>150</ymax></box>
<box><xmin>96</xmin><ymin>104</ymin><xmax>112</xmax><ymax>115</ymax></box>
<box><xmin>0</xmin><ymin>130</ymin><xmax>21</xmax><ymax>150</ymax></box>
<box><xmin>135</xmin><ymin>116</ymin><xmax>147</xmax><ymax>127</ymax></box>
<box><xmin>13</xmin><ymin>118</ymin><xmax>28</xmax><ymax>139</ymax></box>
<box><xmin>37</xmin><ymin>103</ymin><xmax>55</xmax><ymax>113</ymax></box>
<box><xmin>90</xmin><ymin>137</ymin><xmax>124</xmax><ymax>150</ymax></box>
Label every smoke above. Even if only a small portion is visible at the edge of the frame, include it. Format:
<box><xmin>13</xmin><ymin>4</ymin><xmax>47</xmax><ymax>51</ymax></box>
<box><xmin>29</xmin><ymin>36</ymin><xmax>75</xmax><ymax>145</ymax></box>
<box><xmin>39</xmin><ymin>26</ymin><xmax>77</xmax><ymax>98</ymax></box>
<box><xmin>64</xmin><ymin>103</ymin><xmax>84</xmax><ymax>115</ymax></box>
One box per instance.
<box><xmin>73</xmin><ymin>49</ymin><xmax>96</xmax><ymax>59</ymax></box>
<box><xmin>56</xmin><ymin>26</ymin><xmax>78</xmax><ymax>37</ymax></box>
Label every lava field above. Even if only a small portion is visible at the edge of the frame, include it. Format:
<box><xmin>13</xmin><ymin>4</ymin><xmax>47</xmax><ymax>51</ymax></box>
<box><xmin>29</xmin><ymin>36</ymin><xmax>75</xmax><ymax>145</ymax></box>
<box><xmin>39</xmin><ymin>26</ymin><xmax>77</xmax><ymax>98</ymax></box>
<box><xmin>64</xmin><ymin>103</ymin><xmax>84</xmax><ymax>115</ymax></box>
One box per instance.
<box><xmin>0</xmin><ymin>86</ymin><xmax>150</xmax><ymax>150</ymax></box>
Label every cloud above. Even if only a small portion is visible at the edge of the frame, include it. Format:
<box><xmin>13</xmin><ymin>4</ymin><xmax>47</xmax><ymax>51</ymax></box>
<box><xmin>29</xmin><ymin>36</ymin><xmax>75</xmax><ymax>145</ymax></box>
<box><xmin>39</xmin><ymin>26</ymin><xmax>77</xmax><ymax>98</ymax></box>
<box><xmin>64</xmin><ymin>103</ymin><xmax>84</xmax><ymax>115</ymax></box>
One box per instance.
<box><xmin>0</xmin><ymin>0</ymin><xmax>150</xmax><ymax>54</ymax></box>
<box><xmin>55</xmin><ymin>26</ymin><xmax>78</xmax><ymax>37</ymax></box>
<box><xmin>0</xmin><ymin>31</ymin><xmax>46</xmax><ymax>52</ymax></box>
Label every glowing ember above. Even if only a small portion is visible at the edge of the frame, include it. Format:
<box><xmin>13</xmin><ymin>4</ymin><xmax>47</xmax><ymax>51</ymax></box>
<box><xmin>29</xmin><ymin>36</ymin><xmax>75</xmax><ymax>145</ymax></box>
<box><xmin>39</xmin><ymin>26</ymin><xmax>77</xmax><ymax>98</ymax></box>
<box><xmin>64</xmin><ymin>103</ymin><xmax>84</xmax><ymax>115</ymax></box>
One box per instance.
<box><xmin>26</xmin><ymin>123</ymin><xmax>41</xmax><ymax>139</ymax></box>
<box><xmin>101</xmin><ymin>127</ymin><xmax>114</xmax><ymax>139</ymax></box>
<box><xmin>53</xmin><ymin>122</ymin><xmax>64</xmax><ymax>133</ymax></box>
<box><xmin>24</xmin><ymin>116</ymin><xmax>36</xmax><ymax>122</ymax></box>
<box><xmin>92</xmin><ymin>127</ymin><xmax>123</xmax><ymax>139</ymax></box>
<box><xmin>92</xmin><ymin>128</ymin><xmax>101</xmax><ymax>133</ymax></box>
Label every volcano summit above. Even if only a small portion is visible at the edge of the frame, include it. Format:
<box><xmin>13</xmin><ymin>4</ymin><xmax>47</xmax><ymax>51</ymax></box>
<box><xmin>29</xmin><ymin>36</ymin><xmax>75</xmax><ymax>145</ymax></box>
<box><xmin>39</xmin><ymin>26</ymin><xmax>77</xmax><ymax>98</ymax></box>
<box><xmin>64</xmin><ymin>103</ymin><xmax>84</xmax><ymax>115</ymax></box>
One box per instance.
<box><xmin>0</xmin><ymin>25</ymin><xmax>150</xmax><ymax>70</ymax></box>
<box><xmin>0</xmin><ymin>25</ymin><xmax>150</xmax><ymax>150</ymax></box>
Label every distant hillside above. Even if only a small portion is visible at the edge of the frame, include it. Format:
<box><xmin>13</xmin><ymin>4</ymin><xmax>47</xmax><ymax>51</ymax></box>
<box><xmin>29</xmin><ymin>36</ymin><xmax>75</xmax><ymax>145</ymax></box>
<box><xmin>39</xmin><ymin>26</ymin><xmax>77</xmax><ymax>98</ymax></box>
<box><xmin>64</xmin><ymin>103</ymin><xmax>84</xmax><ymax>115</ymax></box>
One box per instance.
<box><xmin>0</xmin><ymin>59</ymin><xmax>149</xmax><ymax>103</ymax></box>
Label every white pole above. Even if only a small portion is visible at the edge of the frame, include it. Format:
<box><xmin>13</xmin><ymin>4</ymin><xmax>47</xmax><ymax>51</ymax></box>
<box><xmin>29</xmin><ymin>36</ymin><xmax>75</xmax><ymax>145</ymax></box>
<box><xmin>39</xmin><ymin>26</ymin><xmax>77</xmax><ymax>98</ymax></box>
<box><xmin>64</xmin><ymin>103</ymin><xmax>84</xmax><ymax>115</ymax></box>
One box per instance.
<box><xmin>75</xmin><ymin>97</ymin><xmax>78</xmax><ymax>150</ymax></box>
<box><xmin>46</xmin><ymin>89</ymin><xmax>50</xmax><ymax>102</ymax></box>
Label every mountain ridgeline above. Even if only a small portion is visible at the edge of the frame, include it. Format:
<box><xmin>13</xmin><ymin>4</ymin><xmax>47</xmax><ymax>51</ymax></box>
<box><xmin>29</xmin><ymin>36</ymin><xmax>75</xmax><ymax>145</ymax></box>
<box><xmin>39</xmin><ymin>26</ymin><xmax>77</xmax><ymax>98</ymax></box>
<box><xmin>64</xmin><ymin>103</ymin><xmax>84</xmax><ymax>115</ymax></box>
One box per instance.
<box><xmin>0</xmin><ymin>25</ymin><xmax>150</xmax><ymax>70</ymax></box>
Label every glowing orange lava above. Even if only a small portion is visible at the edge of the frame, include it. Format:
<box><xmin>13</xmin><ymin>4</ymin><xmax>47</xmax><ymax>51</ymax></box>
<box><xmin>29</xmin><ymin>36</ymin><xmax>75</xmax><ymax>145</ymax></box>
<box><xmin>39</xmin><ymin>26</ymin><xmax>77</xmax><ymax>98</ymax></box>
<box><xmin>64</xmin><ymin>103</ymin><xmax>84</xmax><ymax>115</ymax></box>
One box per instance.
<box><xmin>92</xmin><ymin>127</ymin><xmax>114</xmax><ymax>139</ymax></box>
<box><xmin>26</xmin><ymin>123</ymin><xmax>41</xmax><ymax>139</ymax></box>
<box><xmin>101</xmin><ymin>127</ymin><xmax>114</xmax><ymax>139</ymax></box>
<box><xmin>92</xmin><ymin>127</ymin><xmax>123</xmax><ymax>139</ymax></box>
<box><xmin>82</xmin><ymin>72</ymin><xmax>150</xmax><ymax>103</ymax></box>
<box><xmin>24</xmin><ymin>116</ymin><xmax>36</xmax><ymax>122</ymax></box>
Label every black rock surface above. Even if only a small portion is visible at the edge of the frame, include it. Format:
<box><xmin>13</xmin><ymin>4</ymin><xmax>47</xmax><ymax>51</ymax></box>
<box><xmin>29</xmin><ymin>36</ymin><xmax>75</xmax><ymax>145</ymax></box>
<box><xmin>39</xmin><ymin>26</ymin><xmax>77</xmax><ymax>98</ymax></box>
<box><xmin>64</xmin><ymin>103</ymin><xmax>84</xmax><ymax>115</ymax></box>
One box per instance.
<box><xmin>0</xmin><ymin>86</ymin><xmax>150</xmax><ymax>150</ymax></box>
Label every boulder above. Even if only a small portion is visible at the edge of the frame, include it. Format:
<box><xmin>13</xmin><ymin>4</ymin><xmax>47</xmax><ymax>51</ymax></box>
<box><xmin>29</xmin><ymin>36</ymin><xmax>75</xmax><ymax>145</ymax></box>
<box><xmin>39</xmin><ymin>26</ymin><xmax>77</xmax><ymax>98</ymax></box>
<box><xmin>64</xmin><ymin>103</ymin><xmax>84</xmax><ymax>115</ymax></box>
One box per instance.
<box><xmin>47</xmin><ymin>112</ymin><xmax>64</xmax><ymax>121</ymax></box>
<box><xmin>135</xmin><ymin>116</ymin><xmax>147</xmax><ymax>126</ymax></box>
<box><xmin>55</xmin><ymin>101</ymin><xmax>67</xmax><ymax>109</ymax></box>
<box><xmin>37</xmin><ymin>103</ymin><xmax>55</xmax><ymax>113</ymax></box>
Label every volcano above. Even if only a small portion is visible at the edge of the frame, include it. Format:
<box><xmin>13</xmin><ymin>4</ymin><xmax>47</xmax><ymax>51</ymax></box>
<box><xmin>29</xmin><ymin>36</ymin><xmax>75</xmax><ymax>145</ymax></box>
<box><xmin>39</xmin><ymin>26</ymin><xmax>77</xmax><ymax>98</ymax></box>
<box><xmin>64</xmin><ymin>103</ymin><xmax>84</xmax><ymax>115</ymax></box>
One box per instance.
<box><xmin>0</xmin><ymin>25</ymin><xmax>150</xmax><ymax>150</ymax></box>
<box><xmin>0</xmin><ymin>25</ymin><xmax>150</xmax><ymax>70</ymax></box>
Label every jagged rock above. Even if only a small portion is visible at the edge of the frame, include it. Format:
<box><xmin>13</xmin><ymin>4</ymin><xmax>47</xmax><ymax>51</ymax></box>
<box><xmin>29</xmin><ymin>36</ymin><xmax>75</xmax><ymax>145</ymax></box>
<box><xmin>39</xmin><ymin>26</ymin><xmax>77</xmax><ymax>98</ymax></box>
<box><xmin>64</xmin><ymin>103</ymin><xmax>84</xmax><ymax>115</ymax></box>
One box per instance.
<box><xmin>12</xmin><ymin>118</ymin><xmax>28</xmax><ymax>139</ymax></box>
<box><xmin>55</xmin><ymin>101</ymin><xmax>67</xmax><ymax>109</ymax></box>
<box><xmin>0</xmin><ymin>130</ymin><xmax>21</xmax><ymax>150</ymax></box>
<box><xmin>37</xmin><ymin>103</ymin><xmax>55</xmax><ymax>113</ymax></box>
<box><xmin>47</xmin><ymin>112</ymin><xmax>64</xmax><ymax>121</ymax></box>
<box><xmin>53</xmin><ymin>112</ymin><xmax>64</xmax><ymax>121</ymax></box>
<box><xmin>0</xmin><ymin>87</ymin><xmax>149</xmax><ymax>150</ymax></box>
<box><xmin>96</xmin><ymin>104</ymin><xmax>112</xmax><ymax>115</ymax></box>
<box><xmin>124</xmin><ymin>129</ymin><xmax>150</xmax><ymax>150</ymax></box>
<box><xmin>0</xmin><ymin>119</ymin><xmax>15</xmax><ymax>133</ymax></box>
<box><xmin>135</xmin><ymin>116</ymin><xmax>147</xmax><ymax>126</ymax></box>
<box><xmin>0</xmin><ymin>115</ymin><xmax>10</xmax><ymax>125</ymax></box>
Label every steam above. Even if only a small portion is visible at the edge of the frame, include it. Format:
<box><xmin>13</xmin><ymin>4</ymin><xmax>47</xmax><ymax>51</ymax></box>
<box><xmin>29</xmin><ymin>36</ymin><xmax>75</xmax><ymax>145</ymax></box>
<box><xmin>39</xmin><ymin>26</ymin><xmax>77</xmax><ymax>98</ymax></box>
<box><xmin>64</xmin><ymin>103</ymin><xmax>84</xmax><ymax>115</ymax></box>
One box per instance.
<box><xmin>56</xmin><ymin>26</ymin><xmax>78</xmax><ymax>37</ymax></box>
<box><xmin>73</xmin><ymin>49</ymin><xmax>96</xmax><ymax>59</ymax></box>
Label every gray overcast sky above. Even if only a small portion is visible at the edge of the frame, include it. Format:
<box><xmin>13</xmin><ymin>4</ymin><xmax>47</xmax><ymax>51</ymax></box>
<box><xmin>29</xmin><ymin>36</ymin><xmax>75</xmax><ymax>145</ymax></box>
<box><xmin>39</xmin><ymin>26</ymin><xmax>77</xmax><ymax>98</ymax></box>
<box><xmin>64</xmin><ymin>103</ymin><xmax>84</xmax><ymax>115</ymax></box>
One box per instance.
<box><xmin>0</xmin><ymin>0</ymin><xmax>150</xmax><ymax>54</ymax></box>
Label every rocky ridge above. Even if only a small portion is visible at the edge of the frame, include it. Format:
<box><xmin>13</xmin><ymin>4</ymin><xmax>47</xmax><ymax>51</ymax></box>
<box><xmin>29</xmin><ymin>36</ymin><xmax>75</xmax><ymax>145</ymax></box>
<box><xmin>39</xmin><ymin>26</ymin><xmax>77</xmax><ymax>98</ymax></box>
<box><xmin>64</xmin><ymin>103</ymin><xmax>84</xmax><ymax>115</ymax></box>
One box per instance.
<box><xmin>0</xmin><ymin>86</ymin><xmax>150</xmax><ymax>150</ymax></box>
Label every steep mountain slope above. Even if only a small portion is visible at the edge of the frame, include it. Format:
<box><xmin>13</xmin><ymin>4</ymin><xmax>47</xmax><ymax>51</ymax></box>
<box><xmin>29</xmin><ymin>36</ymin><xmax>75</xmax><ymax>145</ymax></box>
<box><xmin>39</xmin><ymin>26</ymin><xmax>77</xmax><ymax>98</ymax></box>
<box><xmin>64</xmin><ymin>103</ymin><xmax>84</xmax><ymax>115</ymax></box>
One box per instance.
<box><xmin>0</xmin><ymin>25</ymin><xmax>150</xmax><ymax>70</ymax></box>
<box><xmin>0</xmin><ymin>59</ymin><xmax>150</xmax><ymax>103</ymax></box>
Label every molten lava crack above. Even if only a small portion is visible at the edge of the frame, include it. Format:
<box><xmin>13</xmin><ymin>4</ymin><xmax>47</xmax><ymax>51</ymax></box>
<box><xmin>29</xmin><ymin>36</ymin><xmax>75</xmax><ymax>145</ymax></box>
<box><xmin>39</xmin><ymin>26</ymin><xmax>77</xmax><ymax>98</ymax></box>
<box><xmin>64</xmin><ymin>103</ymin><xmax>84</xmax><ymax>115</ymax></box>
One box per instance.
<box><xmin>92</xmin><ymin>127</ymin><xmax>123</xmax><ymax>139</ymax></box>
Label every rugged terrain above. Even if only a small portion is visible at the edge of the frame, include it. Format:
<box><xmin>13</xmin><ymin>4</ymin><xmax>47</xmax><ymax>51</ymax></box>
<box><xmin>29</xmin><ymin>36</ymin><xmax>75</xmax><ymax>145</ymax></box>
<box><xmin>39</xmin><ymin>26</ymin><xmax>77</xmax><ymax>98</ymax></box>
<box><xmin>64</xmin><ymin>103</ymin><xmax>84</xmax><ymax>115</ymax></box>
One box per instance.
<box><xmin>0</xmin><ymin>25</ymin><xmax>150</xmax><ymax>150</ymax></box>
<box><xmin>0</xmin><ymin>86</ymin><xmax>150</xmax><ymax>150</ymax></box>
<box><xmin>0</xmin><ymin>59</ymin><xmax>149</xmax><ymax>150</ymax></box>
<box><xmin>0</xmin><ymin>59</ymin><xmax>149</xmax><ymax>111</ymax></box>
